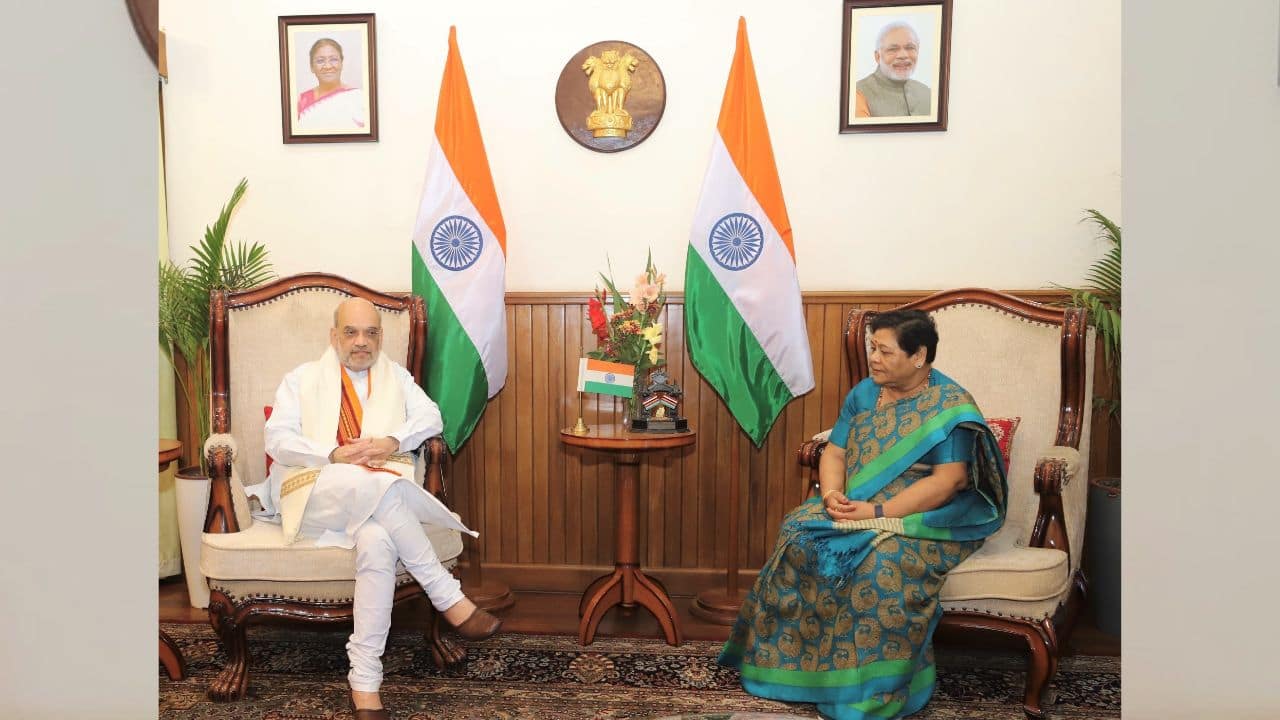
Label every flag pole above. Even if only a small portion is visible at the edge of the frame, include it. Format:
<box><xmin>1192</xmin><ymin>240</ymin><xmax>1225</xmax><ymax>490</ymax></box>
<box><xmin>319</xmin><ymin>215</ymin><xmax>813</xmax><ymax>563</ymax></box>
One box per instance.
<box><xmin>691</xmin><ymin>424</ymin><xmax>748</xmax><ymax>624</ymax></box>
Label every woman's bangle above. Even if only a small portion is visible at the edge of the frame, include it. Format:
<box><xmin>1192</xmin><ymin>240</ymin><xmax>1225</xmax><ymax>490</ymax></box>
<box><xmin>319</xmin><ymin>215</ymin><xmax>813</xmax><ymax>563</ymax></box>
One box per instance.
<box><xmin>821</xmin><ymin>488</ymin><xmax>839</xmax><ymax>502</ymax></box>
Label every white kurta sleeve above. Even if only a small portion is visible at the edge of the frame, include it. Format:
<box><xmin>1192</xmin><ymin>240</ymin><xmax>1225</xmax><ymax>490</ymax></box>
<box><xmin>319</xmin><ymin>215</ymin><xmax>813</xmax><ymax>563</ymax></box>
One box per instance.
<box><xmin>387</xmin><ymin>363</ymin><xmax>444</xmax><ymax>451</ymax></box>
<box><xmin>264</xmin><ymin>365</ymin><xmax>339</xmax><ymax>467</ymax></box>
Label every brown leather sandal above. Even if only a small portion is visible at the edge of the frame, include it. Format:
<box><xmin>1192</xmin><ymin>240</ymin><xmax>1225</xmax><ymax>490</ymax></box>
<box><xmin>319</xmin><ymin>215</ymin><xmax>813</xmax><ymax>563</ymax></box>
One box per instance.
<box><xmin>453</xmin><ymin>606</ymin><xmax>502</xmax><ymax>641</ymax></box>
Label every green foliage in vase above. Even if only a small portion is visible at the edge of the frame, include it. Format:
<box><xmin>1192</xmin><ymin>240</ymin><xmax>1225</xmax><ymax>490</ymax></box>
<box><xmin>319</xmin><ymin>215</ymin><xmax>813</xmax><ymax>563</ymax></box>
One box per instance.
<box><xmin>1058</xmin><ymin>208</ymin><xmax>1121</xmax><ymax>418</ymax></box>
<box><xmin>158</xmin><ymin>179</ymin><xmax>274</xmax><ymax>471</ymax></box>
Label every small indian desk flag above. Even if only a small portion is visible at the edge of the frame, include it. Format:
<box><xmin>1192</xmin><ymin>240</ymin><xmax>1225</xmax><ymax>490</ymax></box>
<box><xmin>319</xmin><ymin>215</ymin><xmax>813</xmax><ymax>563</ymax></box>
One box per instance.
<box><xmin>577</xmin><ymin>359</ymin><xmax>635</xmax><ymax>398</ymax></box>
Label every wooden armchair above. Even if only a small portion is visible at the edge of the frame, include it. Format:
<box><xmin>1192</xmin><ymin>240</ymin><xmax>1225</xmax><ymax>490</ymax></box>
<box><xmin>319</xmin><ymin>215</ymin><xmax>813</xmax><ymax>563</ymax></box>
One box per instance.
<box><xmin>797</xmin><ymin>288</ymin><xmax>1093</xmax><ymax>720</ymax></box>
<box><xmin>198</xmin><ymin>273</ymin><xmax>465</xmax><ymax>701</ymax></box>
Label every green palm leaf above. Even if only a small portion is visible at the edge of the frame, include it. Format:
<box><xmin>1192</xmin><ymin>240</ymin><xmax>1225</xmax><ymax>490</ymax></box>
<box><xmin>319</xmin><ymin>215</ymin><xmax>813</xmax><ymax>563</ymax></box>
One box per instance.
<box><xmin>1057</xmin><ymin>209</ymin><xmax>1121</xmax><ymax>418</ymax></box>
<box><xmin>157</xmin><ymin>178</ymin><xmax>273</xmax><ymax>472</ymax></box>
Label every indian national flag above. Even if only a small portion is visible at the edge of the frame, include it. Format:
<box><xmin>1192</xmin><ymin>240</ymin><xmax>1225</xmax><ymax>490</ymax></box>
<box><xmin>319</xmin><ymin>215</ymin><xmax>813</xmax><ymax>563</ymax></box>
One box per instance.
<box><xmin>684</xmin><ymin>17</ymin><xmax>814</xmax><ymax>447</ymax></box>
<box><xmin>411</xmin><ymin>27</ymin><xmax>506</xmax><ymax>452</ymax></box>
<box><xmin>577</xmin><ymin>359</ymin><xmax>635</xmax><ymax>398</ymax></box>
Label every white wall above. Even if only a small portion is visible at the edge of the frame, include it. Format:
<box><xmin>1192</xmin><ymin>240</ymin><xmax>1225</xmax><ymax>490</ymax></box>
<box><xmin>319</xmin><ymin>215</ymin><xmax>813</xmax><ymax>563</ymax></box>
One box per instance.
<box><xmin>162</xmin><ymin>0</ymin><xmax>1119</xmax><ymax>291</ymax></box>
<box><xmin>1125</xmin><ymin>0</ymin><xmax>1280</xmax><ymax>716</ymax></box>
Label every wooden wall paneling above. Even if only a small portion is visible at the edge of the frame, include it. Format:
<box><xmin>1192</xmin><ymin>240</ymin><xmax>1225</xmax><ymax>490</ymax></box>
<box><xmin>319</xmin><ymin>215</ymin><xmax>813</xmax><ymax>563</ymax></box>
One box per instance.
<box><xmin>514</xmin><ymin>304</ymin><xmax>534</xmax><ymax>563</ymax></box>
<box><xmin>431</xmin><ymin>290</ymin><xmax>1108</xmax><ymax>596</ymax></box>
<box><xmin>547</xmin><ymin>304</ymin><xmax>567</xmax><ymax>565</ymax></box>
<box><xmin>530</xmin><ymin>304</ymin><xmax>550</xmax><ymax>563</ymax></box>
<box><xmin>500</xmin><ymin>305</ymin><xmax>518</xmax><ymax>564</ymax></box>
<box><xmin>678</xmin><ymin>303</ymin><xmax>702</xmax><ymax>567</ymax></box>
<box><xmin>579</xmin><ymin>310</ymin><xmax>600</xmax><ymax>566</ymax></box>
<box><xmin>563</xmin><ymin>305</ymin><xmax>584</xmax><ymax>565</ymax></box>
<box><xmin>481</xmin><ymin>394</ymin><xmax>500</xmax><ymax>564</ymax></box>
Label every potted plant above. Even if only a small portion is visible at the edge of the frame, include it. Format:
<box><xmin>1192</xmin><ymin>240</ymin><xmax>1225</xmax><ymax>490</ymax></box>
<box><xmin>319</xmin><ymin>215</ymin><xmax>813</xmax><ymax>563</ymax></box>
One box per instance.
<box><xmin>1059</xmin><ymin>208</ymin><xmax>1121</xmax><ymax>635</ymax></box>
<box><xmin>158</xmin><ymin>178</ymin><xmax>273</xmax><ymax>606</ymax></box>
<box><xmin>159</xmin><ymin>179</ymin><xmax>274</xmax><ymax>470</ymax></box>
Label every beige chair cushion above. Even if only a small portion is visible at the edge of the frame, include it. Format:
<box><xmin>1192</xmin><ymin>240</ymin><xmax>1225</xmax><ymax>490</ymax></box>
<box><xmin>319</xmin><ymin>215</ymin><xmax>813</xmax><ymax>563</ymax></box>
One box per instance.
<box><xmin>941</xmin><ymin>532</ymin><xmax>1071</xmax><ymax>602</ymax></box>
<box><xmin>200</xmin><ymin>517</ymin><xmax>463</xmax><ymax>583</ymax></box>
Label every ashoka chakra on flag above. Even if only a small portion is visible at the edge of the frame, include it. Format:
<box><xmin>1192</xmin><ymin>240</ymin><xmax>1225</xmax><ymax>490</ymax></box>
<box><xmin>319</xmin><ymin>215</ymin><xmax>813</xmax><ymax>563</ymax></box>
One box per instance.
<box><xmin>709</xmin><ymin>212</ymin><xmax>764</xmax><ymax>271</ymax></box>
<box><xmin>430</xmin><ymin>215</ymin><xmax>484</xmax><ymax>271</ymax></box>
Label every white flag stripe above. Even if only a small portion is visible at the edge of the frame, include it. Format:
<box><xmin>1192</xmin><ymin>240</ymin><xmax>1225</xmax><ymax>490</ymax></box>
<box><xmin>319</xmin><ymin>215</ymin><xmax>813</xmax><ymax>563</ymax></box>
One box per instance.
<box><xmin>688</xmin><ymin>135</ymin><xmax>814</xmax><ymax>396</ymax></box>
<box><xmin>412</xmin><ymin>137</ymin><xmax>507</xmax><ymax>394</ymax></box>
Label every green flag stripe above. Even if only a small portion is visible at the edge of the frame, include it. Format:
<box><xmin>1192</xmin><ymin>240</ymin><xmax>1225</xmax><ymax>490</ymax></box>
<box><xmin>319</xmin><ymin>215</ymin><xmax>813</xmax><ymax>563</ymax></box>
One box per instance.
<box><xmin>583</xmin><ymin>381</ymin><xmax>632</xmax><ymax>397</ymax></box>
<box><xmin>684</xmin><ymin>249</ymin><xmax>793</xmax><ymax>447</ymax></box>
<box><xmin>411</xmin><ymin>244</ymin><xmax>490</xmax><ymax>453</ymax></box>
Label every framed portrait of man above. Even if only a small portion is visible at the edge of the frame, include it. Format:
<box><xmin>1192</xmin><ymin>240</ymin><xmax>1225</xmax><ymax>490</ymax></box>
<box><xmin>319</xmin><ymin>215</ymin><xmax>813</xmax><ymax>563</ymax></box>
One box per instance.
<box><xmin>278</xmin><ymin>13</ymin><xmax>379</xmax><ymax>144</ymax></box>
<box><xmin>839</xmin><ymin>0</ymin><xmax>952</xmax><ymax>134</ymax></box>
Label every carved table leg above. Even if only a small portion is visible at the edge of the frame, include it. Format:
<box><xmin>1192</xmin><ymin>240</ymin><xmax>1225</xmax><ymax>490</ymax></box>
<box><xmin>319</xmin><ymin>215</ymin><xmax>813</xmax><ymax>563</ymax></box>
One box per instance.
<box><xmin>578</xmin><ymin>573</ymin><xmax>615</xmax><ymax>618</ymax></box>
<box><xmin>577</xmin><ymin>452</ymin><xmax>684</xmax><ymax>646</ymax></box>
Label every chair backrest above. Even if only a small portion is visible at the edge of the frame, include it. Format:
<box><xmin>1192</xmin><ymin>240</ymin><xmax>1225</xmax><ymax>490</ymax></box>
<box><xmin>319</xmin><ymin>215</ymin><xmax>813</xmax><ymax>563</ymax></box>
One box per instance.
<box><xmin>846</xmin><ymin>289</ymin><xmax>1094</xmax><ymax>572</ymax></box>
<box><xmin>210</xmin><ymin>273</ymin><xmax>426</xmax><ymax>493</ymax></box>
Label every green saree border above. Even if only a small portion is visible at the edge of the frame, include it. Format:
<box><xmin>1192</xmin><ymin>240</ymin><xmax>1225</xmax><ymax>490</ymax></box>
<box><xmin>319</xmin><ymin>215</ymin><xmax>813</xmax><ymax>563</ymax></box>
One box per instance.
<box><xmin>846</xmin><ymin>402</ymin><xmax>984</xmax><ymax>494</ymax></box>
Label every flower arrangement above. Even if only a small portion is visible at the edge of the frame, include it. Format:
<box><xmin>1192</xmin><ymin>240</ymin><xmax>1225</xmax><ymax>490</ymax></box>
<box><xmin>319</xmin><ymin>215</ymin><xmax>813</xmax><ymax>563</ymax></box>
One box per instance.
<box><xmin>586</xmin><ymin>252</ymin><xmax>666</xmax><ymax>375</ymax></box>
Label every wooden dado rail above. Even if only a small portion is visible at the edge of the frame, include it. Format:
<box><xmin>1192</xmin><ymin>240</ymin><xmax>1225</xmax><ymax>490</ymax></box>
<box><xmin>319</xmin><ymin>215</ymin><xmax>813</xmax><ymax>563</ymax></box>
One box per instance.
<box><xmin>172</xmin><ymin>289</ymin><xmax>1116</xmax><ymax>594</ymax></box>
<box><xmin>438</xmin><ymin>290</ymin><xmax>1118</xmax><ymax>596</ymax></box>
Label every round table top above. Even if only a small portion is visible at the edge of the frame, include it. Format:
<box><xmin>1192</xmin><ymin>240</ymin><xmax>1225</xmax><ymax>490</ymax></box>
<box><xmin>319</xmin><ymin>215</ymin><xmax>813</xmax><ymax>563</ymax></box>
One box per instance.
<box><xmin>158</xmin><ymin>438</ymin><xmax>182</xmax><ymax>468</ymax></box>
<box><xmin>559</xmin><ymin>423</ymin><xmax>695</xmax><ymax>451</ymax></box>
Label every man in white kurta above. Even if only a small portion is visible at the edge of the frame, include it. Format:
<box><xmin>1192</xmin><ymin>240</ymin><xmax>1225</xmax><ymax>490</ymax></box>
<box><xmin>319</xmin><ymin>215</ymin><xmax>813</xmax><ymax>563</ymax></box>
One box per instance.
<box><xmin>243</xmin><ymin>298</ymin><xmax>500</xmax><ymax>717</ymax></box>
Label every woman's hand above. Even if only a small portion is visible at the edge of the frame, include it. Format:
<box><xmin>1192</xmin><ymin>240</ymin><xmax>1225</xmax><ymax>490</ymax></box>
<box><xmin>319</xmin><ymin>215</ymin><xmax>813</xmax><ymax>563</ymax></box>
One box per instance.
<box><xmin>823</xmin><ymin>491</ymin><xmax>875</xmax><ymax>522</ymax></box>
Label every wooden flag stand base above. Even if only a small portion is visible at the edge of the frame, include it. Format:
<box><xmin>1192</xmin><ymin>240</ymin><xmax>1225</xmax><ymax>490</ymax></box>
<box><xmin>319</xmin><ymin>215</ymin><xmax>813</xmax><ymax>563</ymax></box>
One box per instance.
<box><xmin>691</xmin><ymin>587</ymin><xmax>748</xmax><ymax>625</ymax></box>
<box><xmin>461</xmin><ymin>576</ymin><xmax>515</xmax><ymax>612</ymax></box>
<box><xmin>691</xmin><ymin>427</ymin><xmax>746</xmax><ymax>626</ymax></box>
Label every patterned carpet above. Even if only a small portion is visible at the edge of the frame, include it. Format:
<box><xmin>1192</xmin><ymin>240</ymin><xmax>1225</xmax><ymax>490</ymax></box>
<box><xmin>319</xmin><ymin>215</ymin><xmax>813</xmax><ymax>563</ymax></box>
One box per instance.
<box><xmin>159</xmin><ymin>623</ymin><xmax>1119</xmax><ymax>719</ymax></box>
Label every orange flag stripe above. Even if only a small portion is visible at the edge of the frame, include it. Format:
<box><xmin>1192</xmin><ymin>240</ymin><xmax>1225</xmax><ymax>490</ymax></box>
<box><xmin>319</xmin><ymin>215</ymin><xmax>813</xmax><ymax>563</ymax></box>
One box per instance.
<box><xmin>435</xmin><ymin>26</ymin><xmax>507</xmax><ymax>254</ymax></box>
<box><xmin>715</xmin><ymin>17</ymin><xmax>794</xmax><ymax>261</ymax></box>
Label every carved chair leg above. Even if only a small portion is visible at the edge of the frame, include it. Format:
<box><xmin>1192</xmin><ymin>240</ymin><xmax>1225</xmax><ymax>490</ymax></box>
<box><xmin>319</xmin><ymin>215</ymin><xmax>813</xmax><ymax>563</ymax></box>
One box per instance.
<box><xmin>426</xmin><ymin>607</ymin><xmax>466</xmax><ymax>668</ymax></box>
<box><xmin>206</xmin><ymin>594</ymin><xmax>251</xmax><ymax>702</ymax></box>
<box><xmin>1019</xmin><ymin>622</ymin><xmax>1055</xmax><ymax>720</ymax></box>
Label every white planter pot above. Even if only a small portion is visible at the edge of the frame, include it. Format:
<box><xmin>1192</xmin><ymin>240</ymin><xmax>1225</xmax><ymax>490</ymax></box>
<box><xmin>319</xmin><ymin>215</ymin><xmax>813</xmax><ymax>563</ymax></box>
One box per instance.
<box><xmin>174</xmin><ymin>467</ymin><xmax>211</xmax><ymax>608</ymax></box>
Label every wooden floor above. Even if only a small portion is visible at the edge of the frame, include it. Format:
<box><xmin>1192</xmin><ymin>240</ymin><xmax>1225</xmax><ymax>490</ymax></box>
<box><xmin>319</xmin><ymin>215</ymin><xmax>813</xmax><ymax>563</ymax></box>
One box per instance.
<box><xmin>160</xmin><ymin>575</ymin><xmax>1119</xmax><ymax>656</ymax></box>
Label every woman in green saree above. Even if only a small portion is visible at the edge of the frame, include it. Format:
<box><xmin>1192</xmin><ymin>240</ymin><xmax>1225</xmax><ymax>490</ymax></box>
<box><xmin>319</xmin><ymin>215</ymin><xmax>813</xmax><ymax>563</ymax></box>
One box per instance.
<box><xmin>719</xmin><ymin>310</ymin><xmax>1007</xmax><ymax>720</ymax></box>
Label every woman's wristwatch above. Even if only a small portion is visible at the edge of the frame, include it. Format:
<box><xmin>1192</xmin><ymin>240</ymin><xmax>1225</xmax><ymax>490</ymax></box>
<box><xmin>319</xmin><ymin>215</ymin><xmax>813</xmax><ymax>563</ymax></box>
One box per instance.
<box><xmin>874</xmin><ymin>504</ymin><xmax>885</xmax><ymax>519</ymax></box>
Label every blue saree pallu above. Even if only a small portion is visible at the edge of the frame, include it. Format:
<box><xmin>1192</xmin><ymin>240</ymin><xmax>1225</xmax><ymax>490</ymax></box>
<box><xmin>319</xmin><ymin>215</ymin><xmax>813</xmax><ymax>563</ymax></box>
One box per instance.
<box><xmin>719</xmin><ymin>371</ymin><xmax>1008</xmax><ymax>720</ymax></box>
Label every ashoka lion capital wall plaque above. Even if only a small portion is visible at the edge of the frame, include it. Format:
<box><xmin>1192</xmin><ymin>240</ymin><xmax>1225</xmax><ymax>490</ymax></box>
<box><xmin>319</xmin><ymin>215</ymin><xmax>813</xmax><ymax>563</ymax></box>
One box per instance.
<box><xmin>555</xmin><ymin>40</ymin><xmax>666</xmax><ymax>153</ymax></box>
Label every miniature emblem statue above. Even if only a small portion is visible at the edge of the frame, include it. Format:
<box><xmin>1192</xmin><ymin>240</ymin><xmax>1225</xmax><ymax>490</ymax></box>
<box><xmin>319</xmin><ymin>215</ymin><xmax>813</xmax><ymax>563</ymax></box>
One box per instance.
<box><xmin>631</xmin><ymin>369</ymin><xmax>689</xmax><ymax>433</ymax></box>
<box><xmin>582</xmin><ymin>49</ymin><xmax>640</xmax><ymax>138</ymax></box>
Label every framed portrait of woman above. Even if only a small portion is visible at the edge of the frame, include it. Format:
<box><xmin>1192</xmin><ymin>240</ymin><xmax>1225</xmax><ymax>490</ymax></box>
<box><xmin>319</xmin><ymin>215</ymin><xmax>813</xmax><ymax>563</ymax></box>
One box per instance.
<box><xmin>278</xmin><ymin>13</ymin><xmax>379</xmax><ymax>144</ymax></box>
<box><xmin>839</xmin><ymin>0</ymin><xmax>952</xmax><ymax>134</ymax></box>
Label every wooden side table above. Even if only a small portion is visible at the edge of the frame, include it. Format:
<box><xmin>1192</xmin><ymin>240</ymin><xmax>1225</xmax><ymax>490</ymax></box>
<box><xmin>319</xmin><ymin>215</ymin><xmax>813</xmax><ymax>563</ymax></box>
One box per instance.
<box><xmin>159</xmin><ymin>439</ymin><xmax>187</xmax><ymax>681</ymax></box>
<box><xmin>560</xmin><ymin>424</ymin><xmax>696</xmax><ymax>646</ymax></box>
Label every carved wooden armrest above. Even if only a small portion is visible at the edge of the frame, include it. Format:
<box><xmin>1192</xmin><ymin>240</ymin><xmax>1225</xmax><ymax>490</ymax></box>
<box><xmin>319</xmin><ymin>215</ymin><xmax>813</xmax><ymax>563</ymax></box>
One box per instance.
<box><xmin>797</xmin><ymin>438</ymin><xmax>829</xmax><ymax>470</ymax></box>
<box><xmin>203</xmin><ymin>433</ymin><xmax>240</xmax><ymax>534</ymax></box>
<box><xmin>1029</xmin><ymin>446</ymin><xmax>1080</xmax><ymax>558</ymax></box>
<box><xmin>417</xmin><ymin>436</ymin><xmax>449</xmax><ymax>506</ymax></box>
<box><xmin>796</xmin><ymin>434</ymin><xmax>831</xmax><ymax>497</ymax></box>
<box><xmin>1033</xmin><ymin>446</ymin><xmax>1081</xmax><ymax>495</ymax></box>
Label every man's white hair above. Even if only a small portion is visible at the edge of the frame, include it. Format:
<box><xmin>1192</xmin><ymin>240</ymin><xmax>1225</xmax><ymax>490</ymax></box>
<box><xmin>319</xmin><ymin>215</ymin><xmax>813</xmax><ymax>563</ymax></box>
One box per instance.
<box><xmin>876</xmin><ymin>20</ymin><xmax>920</xmax><ymax>51</ymax></box>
